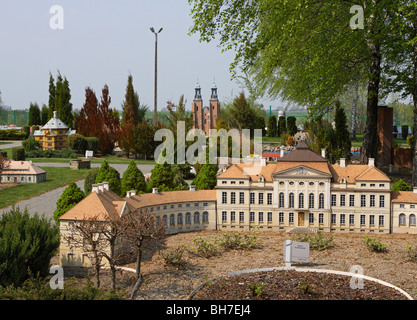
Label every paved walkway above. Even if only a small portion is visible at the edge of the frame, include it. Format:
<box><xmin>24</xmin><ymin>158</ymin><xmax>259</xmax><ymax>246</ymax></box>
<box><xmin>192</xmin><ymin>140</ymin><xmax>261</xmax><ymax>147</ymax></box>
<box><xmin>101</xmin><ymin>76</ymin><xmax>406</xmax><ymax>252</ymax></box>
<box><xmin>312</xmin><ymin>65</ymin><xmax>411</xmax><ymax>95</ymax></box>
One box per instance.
<box><xmin>0</xmin><ymin>140</ymin><xmax>22</xmax><ymax>149</ymax></box>
<box><xmin>0</xmin><ymin>163</ymin><xmax>154</xmax><ymax>220</ymax></box>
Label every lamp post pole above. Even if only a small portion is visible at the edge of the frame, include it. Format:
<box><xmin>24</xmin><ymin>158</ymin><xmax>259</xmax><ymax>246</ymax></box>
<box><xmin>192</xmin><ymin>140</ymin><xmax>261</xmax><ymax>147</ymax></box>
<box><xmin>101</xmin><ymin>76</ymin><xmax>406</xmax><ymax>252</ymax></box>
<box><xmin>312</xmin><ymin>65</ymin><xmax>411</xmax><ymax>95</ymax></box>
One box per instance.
<box><xmin>150</xmin><ymin>27</ymin><xmax>163</xmax><ymax>125</ymax></box>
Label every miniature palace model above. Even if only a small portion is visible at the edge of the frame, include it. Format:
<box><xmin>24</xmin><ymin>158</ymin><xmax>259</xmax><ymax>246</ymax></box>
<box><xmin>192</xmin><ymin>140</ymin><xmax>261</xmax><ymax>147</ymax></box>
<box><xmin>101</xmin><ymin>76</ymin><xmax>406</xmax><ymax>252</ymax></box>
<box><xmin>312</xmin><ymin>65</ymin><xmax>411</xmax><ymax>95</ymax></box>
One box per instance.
<box><xmin>59</xmin><ymin>139</ymin><xmax>417</xmax><ymax>267</ymax></box>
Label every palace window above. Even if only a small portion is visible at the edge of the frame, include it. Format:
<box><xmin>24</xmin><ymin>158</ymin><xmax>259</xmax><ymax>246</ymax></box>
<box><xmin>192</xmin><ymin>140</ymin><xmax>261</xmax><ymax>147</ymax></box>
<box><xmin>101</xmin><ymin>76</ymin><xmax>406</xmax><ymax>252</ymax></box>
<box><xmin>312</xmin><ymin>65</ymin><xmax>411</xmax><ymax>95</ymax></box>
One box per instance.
<box><xmin>222</xmin><ymin>192</ymin><xmax>227</xmax><ymax>204</ymax></box>
<box><xmin>379</xmin><ymin>215</ymin><xmax>384</xmax><ymax>226</ymax></box>
<box><xmin>239</xmin><ymin>192</ymin><xmax>245</xmax><ymax>204</ymax></box>
<box><xmin>331</xmin><ymin>194</ymin><xmax>336</xmax><ymax>206</ymax></box>
<box><xmin>410</xmin><ymin>214</ymin><xmax>416</xmax><ymax>226</ymax></box>
<box><xmin>230</xmin><ymin>211</ymin><xmax>236</xmax><ymax>222</ymax></box>
<box><xmin>349</xmin><ymin>214</ymin><xmax>355</xmax><ymax>225</ymax></box>
<box><xmin>267</xmin><ymin>212</ymin><xmax>272</xmax><ymax>222</ymax></box>
<box><xmin>267</xmin><ymin>193</ymin><xmax>273</xmax><ymax>205</ymax></box>
<box><xmin>231</xmin><ymin>192</ymin><xmax>236</xmax><ymax>204</ymax></box>
<box><xmin>259</xmin><ymin>193</ymin><xmax>264</xmax><ymax>205</ymax></box>
<box><xmin>239</xmin><ymin>211</ymin><xmax>245</xmax><ymax>222</ymax></box>
<box><xmin>360</xmin><ymin>215</ymin><xmax>366</xmax><ymax>225</ymax></box>
<box><xmin>319</xmin><ymin>193</ymin><xmax>324</xmax><ymax>209</ymax></box>
<box><xmin>289</xmin><ymin>193</ymin><xmax>295</xmax><ymax>208</ymax></box>
<box><xmin>299</xmin><ymin>193</ymin><xmax>304</xmax><ymax>209</ymax></box>
<box><xmin>349</xmin><ymin>195</ymin><xmax>355</xmax><ymax>207</ymax></box>
<box><xmin>369</xmin><ymin>215</ymin><xmax>375</xmax><ymax>226</ymax></box>
<box><xmin>331</xmin><ymin>214</ymin><xmax>336</xmax><ymax>224</ymax></box>
<box><xmin>309</xmin><ymin>193</ymin><xmax>314</xmax><ymax>209</ymax></box>
<box><xmin>258</xmin><ymin>212</ymin><xmax>264</xmax><ymax>223</ymax></box>
<box><xmin>379</xmin><ymin>195</ymin><xmax>385</xmax><ymax>208</ymax></box>
<box><xmin>279</xmin><ymin>193</ymin><xmax>284</xmax><ymax>208</ymax></box>
<box><xmin>340</xmin><ymin>214</ymin><xmax>346</xmax><ymax>225</ymax></box>
<box><xmin>370</xmin><ymin>195</ymin><xmax>375</xmax><ymax>207</ymax></box>
<box><xmin>319</xmin><ymin>213</ymin><xmax>324</xmax><ymax>224</ymax></box>
<box><xmin>170</xmin><ymin>214</ymin><xmax>175</xmax><ymax>226</ymax></box>
<box><xmin>250</xmin><ymin>192</ymin><xmax>255</xmax><ymax>204</ymax></box>
<box><xmin>289</xmin><ymin>212</ymin><xmax>294</xmax><ymax>223</ymax></box>
<box><xmin>279</xmin><ymin>212</ymin><xmax>284</xmax><ymax>223</ymax></box>
<box><xmin>309</xmin><ymin>213</ymin><xmax>314</xmax><ymax>224</ymax></box>
<box><xmin>177</xmin><ymin>213</ymin><xmax>183</xmax><ymax>225</ymax></box>
<box><xmin>194</xmin><ymin>212</ymin><xmax>200</xmax><ymax>223</ymax></box>
<box><xmin>340</xmin><ymin>194</ymin><xmax>346</xmax><ymax>207</ymax></box>
<box><xmin>360</xmin><ymin>195</ymin><xmax>366</xmax><ymax>207</ymax></box>
<box><xmin>399</xmin><ymin>213</ymin><xmax>406</xmax><ymax>225</ymax></box>
<box><xmin>185</xmin><ymin>212</ymin><xmax>191</xmax><ymax>224</ymax></box>
<box><xmin>203</xmin><ymin>211</ymin><xmax>209</xmax><ymax>223</ymax></box>
<box><xmin>250</xmin><ymin>212</ymin><xmax>255</xmax><ymax>222</ymax></box>
<box><xmin>222</xmin><ymin>211</ymin><xmax>227</xmax><ymax>222</ymax></box>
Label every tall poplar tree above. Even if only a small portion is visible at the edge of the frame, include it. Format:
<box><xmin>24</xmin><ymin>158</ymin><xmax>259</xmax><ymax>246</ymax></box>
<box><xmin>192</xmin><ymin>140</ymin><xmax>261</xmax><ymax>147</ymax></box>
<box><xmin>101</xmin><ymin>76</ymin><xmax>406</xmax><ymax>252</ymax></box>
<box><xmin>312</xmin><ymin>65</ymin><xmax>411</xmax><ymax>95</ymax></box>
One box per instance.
<box><xmin>48</xmin><ymin>72</ymin><xmax>56</xmax><ymax>119</ymax></box>
<box><xmin>120</xmin><ymin>75</ymin><xmax>138</xmax><ymax>158</ymax></box>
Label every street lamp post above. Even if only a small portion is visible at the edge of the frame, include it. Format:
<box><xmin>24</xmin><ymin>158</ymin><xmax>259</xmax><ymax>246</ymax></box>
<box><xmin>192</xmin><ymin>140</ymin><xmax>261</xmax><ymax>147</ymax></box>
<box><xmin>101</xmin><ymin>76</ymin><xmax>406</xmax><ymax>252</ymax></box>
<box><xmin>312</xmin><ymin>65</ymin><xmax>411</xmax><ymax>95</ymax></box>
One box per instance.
<box><xmin>150</xmin><ymin>27</ymin><xmax>163</xmax><ymax>125</ymax></box>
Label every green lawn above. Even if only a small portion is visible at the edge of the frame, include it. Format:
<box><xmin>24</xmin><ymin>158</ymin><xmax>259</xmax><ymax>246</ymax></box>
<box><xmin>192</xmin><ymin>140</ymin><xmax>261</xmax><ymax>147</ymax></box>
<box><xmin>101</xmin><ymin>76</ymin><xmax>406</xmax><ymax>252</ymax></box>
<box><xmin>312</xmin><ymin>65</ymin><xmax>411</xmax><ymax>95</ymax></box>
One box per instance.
<box><xmin>26</xmin><ymin>156</ymin><xmax>156</xmax><ymax>165</ymax></box>
<box><xmin>0</xmin><ymin>166</ymin><xmax>89</xmax><ymax>209</ymax></box>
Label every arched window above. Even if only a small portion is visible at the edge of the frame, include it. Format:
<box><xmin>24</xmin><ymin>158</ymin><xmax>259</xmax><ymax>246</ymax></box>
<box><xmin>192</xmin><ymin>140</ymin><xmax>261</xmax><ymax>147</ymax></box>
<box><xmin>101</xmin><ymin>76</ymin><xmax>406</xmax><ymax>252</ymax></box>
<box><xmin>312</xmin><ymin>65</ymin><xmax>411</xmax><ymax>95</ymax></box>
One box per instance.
<box><xmin>279</xmin><ymin>192</ymin><xmax>284</xmax><ymax>208</ymax></box>
<box><xmin>177</xmin><ymin>213</ymin><xmax>183</xmax><ymax>225</ymax></box>
<box><xmin>194</xmin><ymin>212</ymin><xmax>200</xmax><ymax>223</ymax></box>
<box><xmin>185</xmin><ymin>212</ymin><xmax>191</xmax><ymax>224</ymax></box>
<box><xmin>162</xmin><ymin>215</ymin><xmax>167</xmax><ymax>226</ymax></box>
<box><xmin>399</xmin><ymin>213</ymin><xmax>406</xmax><ymax>225</ymax></box>
<box><xmin>299</xmin><ymin>193</ymin><xmax>304</xmax><ymax>209</ymax></box>
<box><xmin>289</xmin><ymin>193</ymin><xmax>294</xmax><ymax>208</ymax></box>
<box><xmin>309</xmin><ymin>193</ymin><xmax>315</xmax><ymax>209</ymax></box>
<box><xmin>318</xmin><ymin>193</ymin><xmax>324</xmax><ymax>209</ymax></box>
<box><xmin>202</xmin><ymin>211</ymin><xmax>209</xmax><ymax>223</ymax></box>
<box><xmin>169</xmin><ymin>214</ymin><xmax>175</xmax><ymax>226</ymax></box>
<box><xmin>410</xmin><ymin>214</ymin><xmax>416</xmax><ymax>226</ymax></box>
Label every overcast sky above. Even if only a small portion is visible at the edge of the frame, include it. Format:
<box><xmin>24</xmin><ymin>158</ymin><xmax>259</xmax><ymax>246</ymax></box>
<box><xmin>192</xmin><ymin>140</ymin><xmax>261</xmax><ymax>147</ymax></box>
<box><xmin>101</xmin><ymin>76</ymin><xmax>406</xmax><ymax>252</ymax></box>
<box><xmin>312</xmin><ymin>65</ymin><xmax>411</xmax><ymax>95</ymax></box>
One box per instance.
<box><xmin>0</xmin><ymin>0</ymin><xmax>283</xmax><ymax>113</ymax></box>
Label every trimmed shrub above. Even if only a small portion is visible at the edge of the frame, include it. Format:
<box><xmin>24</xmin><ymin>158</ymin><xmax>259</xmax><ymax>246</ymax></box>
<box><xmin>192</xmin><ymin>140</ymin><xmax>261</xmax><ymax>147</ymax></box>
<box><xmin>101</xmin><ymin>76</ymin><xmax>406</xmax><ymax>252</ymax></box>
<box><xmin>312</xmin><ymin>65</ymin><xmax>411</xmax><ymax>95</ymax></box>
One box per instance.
<box><xmin>86</xmin><ymin>137</ymin><xmax>99</xmax><ymax>154</ymax></box>
<box><xmin>12</xmin><ymin>147</ymin><xmax>25</xmax><ymax>161</ymax></box>
<box><xmin>363</xmin><ymin>235</ymin><xmax>388</xmax><ymax>253</ymax></box>
<box><xmin>22</xmin><ymin>137</ymin><xmax>40</xmax><ymax>152</ymax></box>
<box><xmin>54</xmin><ymin>182</ymin><xmax>85</xmax><ymax>222</ymax></box>
<box><xmin>84</xmin><ymin>167</ymin><xmax>101</xmax><ymax>195</ymax></box>
<box><xmin>95</xmin><ymin>160</ymin><xmax>122</xmax><ymax>196</ymax></box>
<box><xmin>0</xmin><ymin>129</ymin><xmax>26</xmax><ymax>140</ymax></box>
<box><xmin>67</xmin><ymin>133</ymin><xmax>87</xmax><ymax>155</ymax></box>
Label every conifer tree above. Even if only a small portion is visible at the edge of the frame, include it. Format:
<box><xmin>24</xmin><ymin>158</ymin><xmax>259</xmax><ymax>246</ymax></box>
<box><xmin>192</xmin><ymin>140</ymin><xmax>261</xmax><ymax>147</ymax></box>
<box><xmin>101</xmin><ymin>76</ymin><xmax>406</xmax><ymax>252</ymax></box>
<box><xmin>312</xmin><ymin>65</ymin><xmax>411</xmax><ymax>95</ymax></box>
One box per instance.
<box><xmin>95</xmin><ymin>160</ymin><xmax>122</xmax><ymax>196</ymax></box>
<box><xmin>54</xmin><ymin>182</ymin><xmax>85</xmax><ymax>222</ymax></box>
<box><xmin>121</xmin><ymin>160</ymin><xmax>147</xmax><ymax>195</ymax></box>
<box><xmin>55</xmin><ymin>72</ymin><xmax>73</xmax><ymax>127</ymax></box>
<box><xmin>120</xmin><ymin>75</ymin><xmax>138</xmax><ymax>158</ymax></box>
<box><xmin>192</xmin><ymin>163</ymin><xmax>217</xmax><ymax>190</ymax></box>
<box><xmin>28</xmin><ymin>103</ymin><xmax>41</xmax><ymax>126</ymax></box>
<box><xmin>48</xmin><ymin>72</ymin><xmax>56</xmax><ymax>119</ymax></box>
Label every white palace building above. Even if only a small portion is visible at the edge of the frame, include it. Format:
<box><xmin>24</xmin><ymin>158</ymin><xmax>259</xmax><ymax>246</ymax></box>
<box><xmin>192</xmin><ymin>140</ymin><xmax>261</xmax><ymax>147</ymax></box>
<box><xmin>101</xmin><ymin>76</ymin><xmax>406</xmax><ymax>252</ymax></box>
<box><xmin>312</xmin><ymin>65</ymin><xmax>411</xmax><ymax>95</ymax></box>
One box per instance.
<box><xmin>59</xmin><ymin>139</ymin><xmax>417</xmax><ymax>266</ymax></box>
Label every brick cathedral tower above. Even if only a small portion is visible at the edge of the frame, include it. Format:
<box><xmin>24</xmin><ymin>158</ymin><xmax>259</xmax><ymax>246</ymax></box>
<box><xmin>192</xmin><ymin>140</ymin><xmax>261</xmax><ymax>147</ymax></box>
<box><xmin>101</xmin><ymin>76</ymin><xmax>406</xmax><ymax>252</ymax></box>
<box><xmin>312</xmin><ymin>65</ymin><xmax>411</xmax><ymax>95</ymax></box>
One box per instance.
<box><xmin>192</xmin><ymin>81</ymin><xmax>220</xmax><ymax>136</ymax></box>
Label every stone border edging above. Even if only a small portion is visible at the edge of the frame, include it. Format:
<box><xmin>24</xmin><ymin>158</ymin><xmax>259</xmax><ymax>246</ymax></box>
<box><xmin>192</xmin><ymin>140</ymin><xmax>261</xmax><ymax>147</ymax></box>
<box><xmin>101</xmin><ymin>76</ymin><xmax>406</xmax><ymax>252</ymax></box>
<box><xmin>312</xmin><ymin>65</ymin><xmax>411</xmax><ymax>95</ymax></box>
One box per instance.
<box><xmin>188</xmin><ymin>267</ymin><xmax>414</xmax><ymax>300</ymax></box>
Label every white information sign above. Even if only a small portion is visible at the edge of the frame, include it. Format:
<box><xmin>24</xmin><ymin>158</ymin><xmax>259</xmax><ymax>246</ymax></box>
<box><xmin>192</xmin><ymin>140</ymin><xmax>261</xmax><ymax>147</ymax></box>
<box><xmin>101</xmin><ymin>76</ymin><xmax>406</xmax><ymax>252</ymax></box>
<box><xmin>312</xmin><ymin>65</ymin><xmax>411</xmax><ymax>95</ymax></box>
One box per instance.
<box><xmin>283</xmin><ymin>240</ymin><xmax>310</xmax><ymax>267</ymax></box>
<box><xmin>85</xmin><ymin>150</ymin><xmax>93</xmax><ymax>158</ymax></box>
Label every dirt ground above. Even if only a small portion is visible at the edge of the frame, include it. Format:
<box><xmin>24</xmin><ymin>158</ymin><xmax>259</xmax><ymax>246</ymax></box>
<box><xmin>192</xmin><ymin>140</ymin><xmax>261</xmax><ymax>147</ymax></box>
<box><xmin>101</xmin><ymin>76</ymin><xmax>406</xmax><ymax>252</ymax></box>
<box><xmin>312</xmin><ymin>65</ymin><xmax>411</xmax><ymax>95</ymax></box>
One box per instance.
<box><xmin>60</xmin><ymin>230</ymin><xmax>417</xmax><ymax>300</ymax></box>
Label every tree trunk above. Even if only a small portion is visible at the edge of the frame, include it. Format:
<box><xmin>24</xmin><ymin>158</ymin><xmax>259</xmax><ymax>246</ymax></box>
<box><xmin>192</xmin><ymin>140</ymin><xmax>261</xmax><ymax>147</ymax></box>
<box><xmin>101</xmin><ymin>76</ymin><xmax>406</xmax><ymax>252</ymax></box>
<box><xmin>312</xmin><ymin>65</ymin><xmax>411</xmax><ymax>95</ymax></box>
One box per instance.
<box><xmin>412</xmin><ymin>17</ymin><xmax>417</xmax><ymax>188</ymax></box>
<box><xmin>351</xmin><ymin>81</ymin><xmax>359</xmax><ymax>141</ymax></box>
<box><xmin>360</xmin><ymin>12</ymin><xmax>382</xmax><ymax>165</ymax></box>
<box><xmin>135</xmin><ymin>246</ymin><xmax>142</xmax><ymax>279</ymax></box>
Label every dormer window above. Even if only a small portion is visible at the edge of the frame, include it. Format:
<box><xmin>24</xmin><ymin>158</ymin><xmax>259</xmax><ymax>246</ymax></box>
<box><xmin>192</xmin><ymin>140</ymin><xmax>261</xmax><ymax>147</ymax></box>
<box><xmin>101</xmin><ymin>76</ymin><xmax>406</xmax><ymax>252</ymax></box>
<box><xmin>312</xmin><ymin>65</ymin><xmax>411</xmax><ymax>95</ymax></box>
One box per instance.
<box><xmin>340</xmin><ymin>178</ymin><xmax>346</xmax><ymax>184</ymax></box>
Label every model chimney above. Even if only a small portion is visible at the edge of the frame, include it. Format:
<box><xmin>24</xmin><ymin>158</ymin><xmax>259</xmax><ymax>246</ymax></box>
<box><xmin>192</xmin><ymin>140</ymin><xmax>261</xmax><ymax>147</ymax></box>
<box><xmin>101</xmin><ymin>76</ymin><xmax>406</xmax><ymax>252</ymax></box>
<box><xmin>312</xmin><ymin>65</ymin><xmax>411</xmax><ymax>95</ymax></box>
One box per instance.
<box><xmin>368</xmin><ymin>158</ymin><xmax>375</xmax><ymax>167</ymax></box>
<box><xmin>152</xmin><ymin>188</ymin><xmax>159</xmax><ymax>194</ymax></box>
<box><xmin>280</xmin><ymin>146</ymin><xmax>285</xmax><ymax>158</ymax></box>
<box><xmin>321</xmin><ymin>148</ymin><xmax>325</xmax><ymax>158</ymax></box>
<box><xmin>340</xmin><ymin>158</ymin><xmax>346</xmax><ymax>168</ymax></box>
<box><xmin>190</xmin><ymin>185</ymin><xmax>196</xmax><ymax>192</ymax></box>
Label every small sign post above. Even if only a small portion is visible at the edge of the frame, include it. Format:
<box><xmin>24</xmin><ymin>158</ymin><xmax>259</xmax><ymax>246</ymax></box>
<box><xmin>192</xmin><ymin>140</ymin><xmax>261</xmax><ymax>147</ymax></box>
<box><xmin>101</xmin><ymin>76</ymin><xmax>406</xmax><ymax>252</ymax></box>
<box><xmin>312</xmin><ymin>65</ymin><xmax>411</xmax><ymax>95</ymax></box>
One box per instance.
<box><xmin>85</xmin><ymin>150</ymin><xmax>93</xmax><ymax>159</ymax></box>
<box><xmin>283</xmin><ymin>240</ymin><xmax>310</xmax><ymax>268</ymax></box>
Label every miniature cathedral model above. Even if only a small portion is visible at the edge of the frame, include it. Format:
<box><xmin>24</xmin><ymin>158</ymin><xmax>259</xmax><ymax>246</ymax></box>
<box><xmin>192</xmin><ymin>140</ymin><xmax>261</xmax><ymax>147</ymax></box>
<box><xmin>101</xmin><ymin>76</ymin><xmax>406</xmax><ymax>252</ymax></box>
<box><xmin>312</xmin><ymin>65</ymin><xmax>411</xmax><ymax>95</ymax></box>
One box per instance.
<box><xmin>191</xmin><ymin>81</ymin><xmax>220</xmax><ymax>136</ymax></box>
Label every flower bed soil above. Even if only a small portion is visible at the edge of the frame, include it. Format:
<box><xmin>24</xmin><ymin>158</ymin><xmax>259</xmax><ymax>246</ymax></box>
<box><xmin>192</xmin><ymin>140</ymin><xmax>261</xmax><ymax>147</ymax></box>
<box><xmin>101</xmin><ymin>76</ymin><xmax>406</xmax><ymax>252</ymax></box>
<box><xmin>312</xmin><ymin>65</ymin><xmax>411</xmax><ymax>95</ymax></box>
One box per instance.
<box><xmin>191</xmin><ymin>269</ymin><xmax>409</xmax><ymax>300</ymax></box>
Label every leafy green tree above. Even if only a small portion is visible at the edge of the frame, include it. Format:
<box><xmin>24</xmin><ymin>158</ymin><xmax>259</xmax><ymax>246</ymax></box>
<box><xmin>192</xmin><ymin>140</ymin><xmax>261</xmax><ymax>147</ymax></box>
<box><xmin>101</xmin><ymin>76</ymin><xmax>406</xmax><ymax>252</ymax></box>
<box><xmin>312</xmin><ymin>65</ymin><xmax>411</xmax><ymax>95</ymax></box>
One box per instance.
<box><xmin>0</xmin><ymin>207</ymin><xmax>60</xmax><ymax>287</ymax></box>
<box><xmin>48</xmin><ymin>72</ymin><xmax>56</xmax><ymax>119</ymax></box>
<box><xmin>22</xmin><ymin>137</ymin><xmax>40</xmax><ymax>152</ymax></box>
<box><xmin>334</xmin><ymin>101</ymin><xmax>352</xmax><ymax>161</ymax></box>
<box><xmin>11</xmin><ymin>147</ymin><xmax>25</xmax><ymax>161</ymax></box>
<box><xmin>192</xmin><ymin>163</ymin><xmax>217</xmax><ymax>190</ymax></box>
<box><xmin>28</xmin><ymin>103</ymin><xmax>41</xmax><ymax>126</ymax></box>
<box><xmin>41</xmin><ymin>104</ymin><xmax>49</xmax><ymax>125</ymax></box>
<box><xmin>277</xmin><ymin>116</ymin><xmax>286</xmax><ymax>136</ymax></box>
<box><xmin>95</xmin><ymin>160</ymin><xmax>122</xmax><ymax>196</ymax></box>
<box><xmin>54</xmin><ymin>182</ymin><xmax>85</xmax><ymax>221</ymax></box>
<box><xmin>287</xmin><ymin>116</ymin><xmax>297</xmax><ymax>136</ymax></box>
<box><xmin>392</xmin><ymin>179</ymin><xmax>411</xmax><ymax>191</ymax></box>
<box><xmin>55</xmin><ymin>72</ymin><xmax>73</xmax><ymax>127</ymax></box>
<box><xmin>84</xmin><ymin>167</ymin><xmax>101</xmax><ymax>195</ymax></box>
<box><xmin>67</xmin><ymin>133</ymin><xmax>87</xmax><ymax>155</ymax></box>
<box><xmin>147</xmin><ymin>162</ymin><xmax>176</xmax><ymax>192</ymax></box>
<box><xmin>122</xmin><ymin>160</ymin><xmax>147</xmax><ymax>195</ymax></box>
<box><xmin>267</xmin><ymin>115</ymin><xmax>277</xmax><ymax>137</ymax></box>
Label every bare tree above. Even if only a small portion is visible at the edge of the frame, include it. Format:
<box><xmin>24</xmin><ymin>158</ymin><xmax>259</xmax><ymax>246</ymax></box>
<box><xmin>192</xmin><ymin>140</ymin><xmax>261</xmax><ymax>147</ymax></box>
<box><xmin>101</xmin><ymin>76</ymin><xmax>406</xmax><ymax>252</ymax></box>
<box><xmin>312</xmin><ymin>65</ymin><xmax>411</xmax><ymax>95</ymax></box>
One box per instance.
<box><xmin>120</xmin><ymin>209</ymin><xmax>166</xmax><ymax>298</ymax></box>
<box><xmin>63</xmin><ymin>214</ymin><xmax>108</xmax><ymax>288</ymax></box>
<box><xmin>0</xmin><ymin>155</ymin><xmax>10</xmax><ymax>183</ymax></box>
